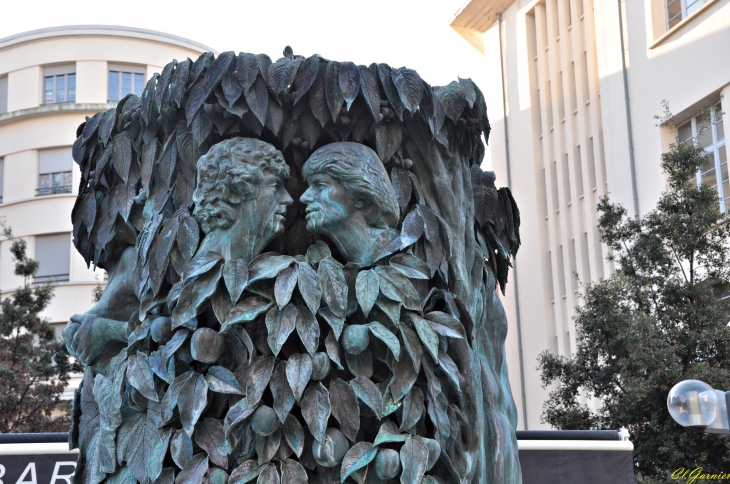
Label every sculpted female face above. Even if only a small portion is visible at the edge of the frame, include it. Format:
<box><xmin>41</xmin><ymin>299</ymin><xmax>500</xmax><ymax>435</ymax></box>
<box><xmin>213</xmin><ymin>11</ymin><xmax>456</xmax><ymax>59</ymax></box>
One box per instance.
<box><xmin>300</xmin><ymin>142</ymin><xmax>400</xmax><ymax>265</ymax></box>
<box><xmin>300</xmin><ymin>172</ymin><xmax>363</xmax><ymax>235</ymax></box>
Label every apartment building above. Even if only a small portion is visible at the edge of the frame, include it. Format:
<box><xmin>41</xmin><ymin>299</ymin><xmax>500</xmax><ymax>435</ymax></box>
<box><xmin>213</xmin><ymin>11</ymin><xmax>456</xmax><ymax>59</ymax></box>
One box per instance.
<box><xmin>0</xmin><ymin>25</ymin><xmax>212</xmax><ymax>396</ymax></box>
<box><xmin>451</xmin><ymin>0</ymin><xmax>730</xmax><ymax>429</ymax></box>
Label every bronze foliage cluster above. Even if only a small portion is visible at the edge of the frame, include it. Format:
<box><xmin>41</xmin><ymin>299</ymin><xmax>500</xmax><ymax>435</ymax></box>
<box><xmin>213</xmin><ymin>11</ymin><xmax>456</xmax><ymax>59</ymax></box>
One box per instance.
<box><xmin>69</xmin><ymin>49</ymin><xmax>520</xmax><ymax>484</ymax></box>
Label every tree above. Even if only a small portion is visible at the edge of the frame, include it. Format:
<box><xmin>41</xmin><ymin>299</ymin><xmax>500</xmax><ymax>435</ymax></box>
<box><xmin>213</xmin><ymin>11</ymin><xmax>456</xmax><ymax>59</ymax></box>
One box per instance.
<box><xmin>0</xmin><ymin>226</ymin><xmax>81</xmax><ymax>432</ymax></box>
<box><xmin>538</xmin><ymin>139</ymin><xmax>730</xmax><ymax>482</ymax></box>
<box><xmin>91</xmin><ymin>278</ymin><xmax>105</xmax><ymax>304</ymax></box>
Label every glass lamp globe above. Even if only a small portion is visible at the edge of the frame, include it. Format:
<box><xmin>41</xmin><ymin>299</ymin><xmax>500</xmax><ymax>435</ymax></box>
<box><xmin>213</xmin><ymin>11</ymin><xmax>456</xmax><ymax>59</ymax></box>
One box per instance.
<box><xmin>667</xmin><ymin>380</ymin><xmax>719</xmax><ymax>428</ymax></box>
<box><xmin>707</xmin><ymin>390</ymin><xmax>730</xmax><ymax>431</ymax></box>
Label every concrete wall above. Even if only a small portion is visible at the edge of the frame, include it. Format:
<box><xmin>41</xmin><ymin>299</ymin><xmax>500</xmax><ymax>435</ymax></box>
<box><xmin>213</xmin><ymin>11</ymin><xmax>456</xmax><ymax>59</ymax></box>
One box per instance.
<box><xmin>478</xmin><ymin>0</ymin><xmax>611</xmax><ymax>430</ymax></box>
<box><xmin>486</xmin><ymin>0</ymin><xmax>554</xmax><ymax>431</ymax></box>
<box><xmin>452</xmin><ymin>0</ymin><xmax>730</xmax><ymax>430</ymax></box>
<box><xmin>76</xmin><ymin>61</ymin><xmax>108</xmax><ymax>104</ymax></box>
<box><xmin>6</xmin><ymin>66</ymin><xmax>40</xmax><ymax>112</ymax></box>
<box><xmin>596</xmin><ymin>0</ymin><xmax>730</xmax><ymax>216</ymax></box>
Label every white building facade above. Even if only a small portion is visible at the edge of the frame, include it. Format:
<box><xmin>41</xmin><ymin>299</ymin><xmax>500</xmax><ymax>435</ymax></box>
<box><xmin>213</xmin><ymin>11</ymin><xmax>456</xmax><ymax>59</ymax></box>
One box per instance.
<box><xmin>0</xmin><ymin>25</ymin><xmax>212</xmax><ymax>396</ymax></box>
<box><xmin>451</xmin><ymin>0</ymin><xmax>730</xmax><ymax>429</ymax></box>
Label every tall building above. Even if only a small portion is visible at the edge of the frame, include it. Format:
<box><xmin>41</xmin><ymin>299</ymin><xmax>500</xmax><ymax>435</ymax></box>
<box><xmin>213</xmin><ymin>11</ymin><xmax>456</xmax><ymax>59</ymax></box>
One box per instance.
<box><xmin>0</xmin><ymin>25</ymin><xmax>213</xmax><ymax>397</ymax></box>
<box><xmin>451</xmin><ymin>0</ymin><xmax>730</xmax><ymax>429</ymax></box>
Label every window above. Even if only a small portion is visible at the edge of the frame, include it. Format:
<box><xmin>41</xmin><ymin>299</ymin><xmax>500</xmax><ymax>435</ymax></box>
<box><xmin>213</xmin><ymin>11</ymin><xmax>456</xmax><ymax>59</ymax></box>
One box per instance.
<box><xmin>38</xmin><ymin>148</ymin><xmax>73</xmax><ymax>196</ymax></box>
<box><xmin>0</xmin><ymin>158</ymin><xmax>4</xmax><ymax>204</ymax></box>
<box><xmin>666</xmin><ymin>0</ymin><xmax>709</xmax><ymax>29</ymax></box>
<box><xmin>35</xmin><ymin>233</ymin><xmax>70</xmax><ymax>284</ymax></box>
<box><xmin>43</xmin><ymin>65</ymin><xmax>76</xmax><ymax>105</ymax></box>
<box><xmin>0</xmin><ymin>76</ymin><xmax>7</xmax><ymax>114</ymax></box>
<box><xmin>108</xmin><ymin>65</ymin><xmax>145</xmax><ymax>103</ymax></box>
<box><xmin>677</xmin><ymin>104</ymin><xmax>727</xmax><ymax>212</ymax></box>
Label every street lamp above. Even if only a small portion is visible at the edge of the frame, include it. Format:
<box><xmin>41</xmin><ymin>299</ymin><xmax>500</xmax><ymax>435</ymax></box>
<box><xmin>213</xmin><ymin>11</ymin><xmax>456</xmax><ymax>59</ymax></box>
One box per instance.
<box><xmin>706</xmin><ymin>389</ymin><xmax>730</xmax><ymax>437</ymax></box>
<box><xmin>667</xmin><ymin>379</ymin><xmax>730</xmax><ymax>437</ymax></box>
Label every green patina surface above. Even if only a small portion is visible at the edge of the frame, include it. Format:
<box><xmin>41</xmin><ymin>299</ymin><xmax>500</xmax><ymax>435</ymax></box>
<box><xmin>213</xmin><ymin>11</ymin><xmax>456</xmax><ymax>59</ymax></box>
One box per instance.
<box><xmin>65</xmin><ymin>49</ymin><xmax>522</xmax><ymax>484</ymax></box>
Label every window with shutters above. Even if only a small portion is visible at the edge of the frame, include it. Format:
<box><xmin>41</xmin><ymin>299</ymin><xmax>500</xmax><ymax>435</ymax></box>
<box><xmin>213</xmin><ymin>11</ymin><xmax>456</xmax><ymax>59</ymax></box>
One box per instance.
<box><xmin>38</xmin><ymin>148</ymin><xmax>73</xmax><ymax>196</ymax></box>
<box><xmin>43</xmin><ymin>64</ymin><xmax>76</xmax><ymax>105</ymax></box>
<box><xmin>35</xmin><ymin>233</ymin><xmax>71</xmax><ymax>284</ymax></box>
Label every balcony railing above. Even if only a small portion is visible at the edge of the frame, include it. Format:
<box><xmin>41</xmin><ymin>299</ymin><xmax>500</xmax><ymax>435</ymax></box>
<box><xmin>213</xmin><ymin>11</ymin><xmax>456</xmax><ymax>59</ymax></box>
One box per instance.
<box><xmin>37</xmin><ymin>171</ymin><xmax>72</xmax><ymax>197</ymax></box>
<box><xmin>36</xmin><ymin>185</ymin><xmax>72</xmax><ymax>196</ymax></box>
<box><xmin>34</xmin><ymin>273</ymin><xmax>70</xmax><ymax>284</ymax></box>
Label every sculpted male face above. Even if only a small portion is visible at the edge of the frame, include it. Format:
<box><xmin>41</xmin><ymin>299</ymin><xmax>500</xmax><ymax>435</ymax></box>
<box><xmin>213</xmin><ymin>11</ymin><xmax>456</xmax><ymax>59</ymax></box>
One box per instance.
<box><xmin>243</xmin><ymin>171</ymin><xmax>292</xmax><ymax>247</ymax></box>
<box><xmin>193</xmin><ymin>137</ymin><xmax>292</xmax><ymax>262</ymax></box>
<box><xmin>62</xmin><ymin>139</ymin><xmax>293</xmax><ymax>366</ymax></box>
<box><xmin>300</xmin><ymin>142</ymin><xmax>399</xmax><ymax>265</ymax></box>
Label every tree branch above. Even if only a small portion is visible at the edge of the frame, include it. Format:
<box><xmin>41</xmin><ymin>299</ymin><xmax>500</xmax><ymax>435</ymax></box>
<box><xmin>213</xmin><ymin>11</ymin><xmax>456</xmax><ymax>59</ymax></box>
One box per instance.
<box><xmin>669</xmin><ymin>244</ymin><xmax>689</xmax><ymax>284</ymax></box>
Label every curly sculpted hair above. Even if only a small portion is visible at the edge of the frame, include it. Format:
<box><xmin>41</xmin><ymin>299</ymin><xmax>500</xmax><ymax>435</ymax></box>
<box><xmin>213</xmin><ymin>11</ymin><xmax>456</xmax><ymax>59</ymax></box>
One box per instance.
<box><xmin>192</xmin><ymin>137</ymin><xmax>289</xmax><ymax>233</ymax></box>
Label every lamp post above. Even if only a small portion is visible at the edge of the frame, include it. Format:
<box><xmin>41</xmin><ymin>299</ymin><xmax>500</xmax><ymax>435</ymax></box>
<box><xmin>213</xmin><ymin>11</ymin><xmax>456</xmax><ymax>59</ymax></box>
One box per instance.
<box><xmin>667</xmin><ymin>379</ymin><xmax>730</xmax><ymax>437</ymax></box>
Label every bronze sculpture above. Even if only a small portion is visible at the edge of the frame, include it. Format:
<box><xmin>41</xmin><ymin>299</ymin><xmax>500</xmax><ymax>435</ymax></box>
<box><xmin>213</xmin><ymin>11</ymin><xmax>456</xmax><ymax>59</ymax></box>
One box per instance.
<box><xmin>191</xmin><ymin>137</ymin><xmax>292</xmax><ymax>263</ymax></box>
<box><xmin>63</xmin><ymin>138</ymin><xmax>292</xmax><ymax>368</ymax></box>
<box><xmin>300</xmin><ymin>142</ymin><xmax>399</xmax><ymax>266</ymax></box>
<box><xmin>66</xmin><ymin>49</ymin><xmax>522</xmax><ymax>483</ymax></box>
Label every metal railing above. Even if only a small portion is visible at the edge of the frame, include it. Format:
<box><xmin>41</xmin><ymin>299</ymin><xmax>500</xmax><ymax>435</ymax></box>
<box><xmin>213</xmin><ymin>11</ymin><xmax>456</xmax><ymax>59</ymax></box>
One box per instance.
<box><xmin>33</xmin><ymin>273</ymin><xmax>70</xmax><ymax>284</ymax></box>
<box><xmin>36</xmin><ymin>185</ymin><xmax>72</xmax><ymax>196</ymax></box>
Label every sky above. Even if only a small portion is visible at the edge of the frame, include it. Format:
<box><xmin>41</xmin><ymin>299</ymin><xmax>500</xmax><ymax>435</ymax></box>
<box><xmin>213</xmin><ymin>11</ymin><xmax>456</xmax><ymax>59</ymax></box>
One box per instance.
<box><xmin>0</xmin><ymin>0</ymin><xmax>495</xmax><ymax>167</ymax></box>
<box><xmin>0</xmin><ymin>0</ymin><xmax>489</xmax><ymax>89</ymax></box>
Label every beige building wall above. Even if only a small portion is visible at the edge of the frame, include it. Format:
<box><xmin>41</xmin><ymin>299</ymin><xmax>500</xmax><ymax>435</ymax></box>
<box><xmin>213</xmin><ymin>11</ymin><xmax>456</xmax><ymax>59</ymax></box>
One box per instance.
<box><xmin>0</xmin><ymin>26</ymin><xmax>213</xmax><ymax>397</ymax></box>
<box><xmin>76</xmin><ymin>61</ymin><xmax>108</xmax><ymax>103</ymax></box>
<box><xmin>451</xmin><ymin>0</ymin><xmax>730</xmax><ymax>429</ymax></box>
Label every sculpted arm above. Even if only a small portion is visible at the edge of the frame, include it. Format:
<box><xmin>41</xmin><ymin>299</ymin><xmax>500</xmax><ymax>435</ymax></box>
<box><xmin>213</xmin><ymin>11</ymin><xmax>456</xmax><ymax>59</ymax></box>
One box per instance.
<box><xmin>62</xmin><ymin>246</ymin><xmax>139</xmax><ymax>366</ymax></box>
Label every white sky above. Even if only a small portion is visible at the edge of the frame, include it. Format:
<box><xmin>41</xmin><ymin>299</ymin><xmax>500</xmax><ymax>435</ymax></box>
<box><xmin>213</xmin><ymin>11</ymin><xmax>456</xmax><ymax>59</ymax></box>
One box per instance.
<box><xmin>0</xmin><ymin>0</ymin><xmax>495</xmax><ymax>168</ymax></box>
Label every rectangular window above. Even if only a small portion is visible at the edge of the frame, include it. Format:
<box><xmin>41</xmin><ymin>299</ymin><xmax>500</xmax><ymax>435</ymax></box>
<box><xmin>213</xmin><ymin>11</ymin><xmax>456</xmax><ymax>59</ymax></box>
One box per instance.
<box><xmin>35</xmin><ymin>233</ymin><xmax>70</xmax><ymax>284</ymax></box>
<box><xmin>677</xmin><ymin>103</ymin><xmax>727</xmax><ymax>212</ymax></box>
<box><xmin>666</xmin><ymin>0</ymin><xmax>708</xmax><ymax>29</ymax></box>
<box><xmin>38</xmin><ymin>148</ymin><xmax>73</xmax><ymax>196</ymax></box>
<box><xmin>0</xmin><ymin>158</ymin><xmax>4</xmax><ymax>204</ymax></box>
<box><xmin>108</xmin><ymin>65</ymin><xmax>145</xmax><ymax>103</ymax></box>
<box><xmin>0</xmin><ymin>76</ymin><xmax>7</xmax><ymax>114</ymax></box>
<box><xmin>43</xmin><ymin>64</ymin><xmax>76</xmax><ymax>105</ymax></box>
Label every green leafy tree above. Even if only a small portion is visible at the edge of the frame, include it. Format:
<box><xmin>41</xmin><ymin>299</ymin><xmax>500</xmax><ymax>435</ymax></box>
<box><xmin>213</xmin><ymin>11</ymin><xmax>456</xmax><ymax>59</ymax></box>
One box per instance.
<box><xmin>0</xmin><ymin>226</ymin><xmax>81</xmax><ymax>432</ymax></box>
<box><xmin>538</xmin><ymin>139</ymin><xmax>730</xmax><ymax>482</ymax></box>
<box><xmin>92</xmin><ymin>279</ymin><xmax>105</xmax><ymax>304</ymax></box>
